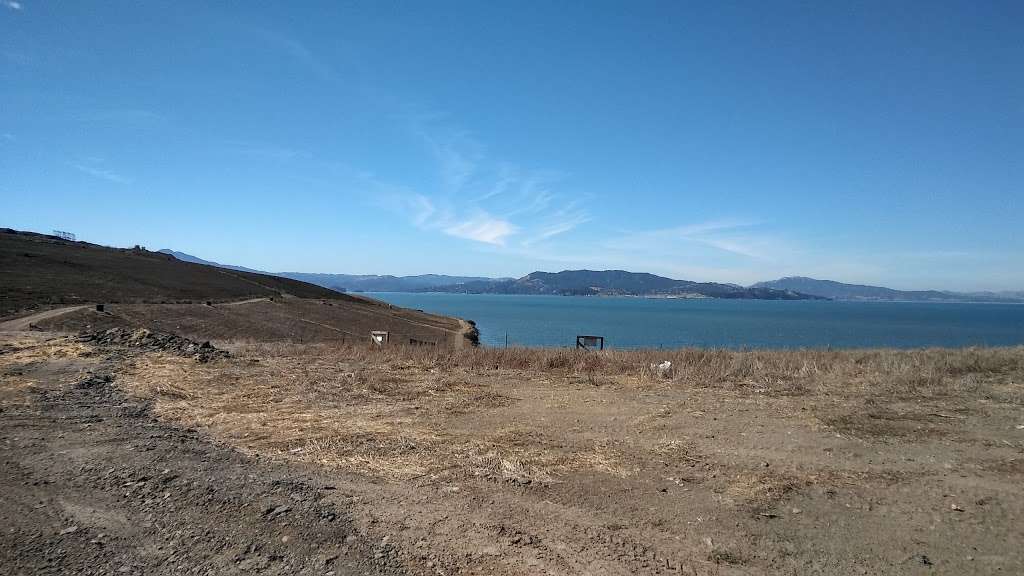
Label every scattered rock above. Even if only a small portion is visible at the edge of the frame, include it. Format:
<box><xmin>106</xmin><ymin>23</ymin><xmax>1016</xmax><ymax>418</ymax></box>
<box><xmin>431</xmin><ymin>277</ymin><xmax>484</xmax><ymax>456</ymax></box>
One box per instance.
<box><xmin>77</xmin><ymin>328</ymin><xmax>228</xmax><ymax>362</ymax></box>
<box><xmin>265</xmin><ymin>504</ymin><xmax>291</xmax><ymax>519</ymax></box>
<box><xmin>75</xmin><ymin>375</ymin><xmax>113</xmax><ymax>389</ymax></box>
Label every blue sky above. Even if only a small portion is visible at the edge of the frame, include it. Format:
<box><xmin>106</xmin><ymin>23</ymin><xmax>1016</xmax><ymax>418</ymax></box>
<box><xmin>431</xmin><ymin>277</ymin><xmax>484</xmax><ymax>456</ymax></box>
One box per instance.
<box><xmin>2</xmin><ymin>1</ymin><xmax>1021</xmax><ymax>290</ymax></box>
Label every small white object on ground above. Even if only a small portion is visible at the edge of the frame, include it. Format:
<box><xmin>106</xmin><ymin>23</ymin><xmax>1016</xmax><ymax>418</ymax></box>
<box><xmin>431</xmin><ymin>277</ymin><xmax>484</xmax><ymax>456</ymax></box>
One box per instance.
<box><xmin>651</xmin><ymin>361</ymin><xmax>673</xmax><ymax>377</ymax></box>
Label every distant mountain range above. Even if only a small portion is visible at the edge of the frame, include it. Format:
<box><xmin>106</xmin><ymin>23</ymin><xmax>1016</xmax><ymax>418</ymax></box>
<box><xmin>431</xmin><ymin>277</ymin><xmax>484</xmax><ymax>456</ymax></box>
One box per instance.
<box><xmin>157</xmin><ymin>250</ymin><xmax>502</xmax><ymax>293</ymax></box>
<box><xmin>277</xmin><ymin>272</ymin><xmax>502</xmax><ymax>293</ymax></box>
<box><xmin>157</xmin><ymin>250</ymin><xmax>265</xmax><ymax>274</ymax></box>
<box><xmin>159</xmin><ymin>250</ymin><xmax>1023</xmax><ymax>303</ymax></box>
<box><xmin>753</xmin><ymin>277</ymin><xmax>1024</xmax><ymax>303</ymax></box>
<box><xmin>421</xmin><ymin>270</ymin><xmax>819</xmax><ymax>299</ymax></box>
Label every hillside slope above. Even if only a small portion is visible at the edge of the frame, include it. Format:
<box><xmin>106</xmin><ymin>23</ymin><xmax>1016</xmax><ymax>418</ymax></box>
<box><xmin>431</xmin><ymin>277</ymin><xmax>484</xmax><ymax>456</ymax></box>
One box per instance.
<box><xmin>1</xmin><ymin>229</ymin><xmax>348</xmax><ymax>316</ymax></box>
<box><xmin>0</xmin><ymin>229</ymin><xmax>474</xmax><ymax>347</ymax></box>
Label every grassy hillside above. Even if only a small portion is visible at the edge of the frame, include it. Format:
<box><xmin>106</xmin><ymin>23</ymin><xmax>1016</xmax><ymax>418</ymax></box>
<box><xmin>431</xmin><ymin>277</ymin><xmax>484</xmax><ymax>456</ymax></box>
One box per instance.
<box><xmin>0</xmin><ymin>229</ymin><xmax>350</xmax><ymax>316</ymax></box>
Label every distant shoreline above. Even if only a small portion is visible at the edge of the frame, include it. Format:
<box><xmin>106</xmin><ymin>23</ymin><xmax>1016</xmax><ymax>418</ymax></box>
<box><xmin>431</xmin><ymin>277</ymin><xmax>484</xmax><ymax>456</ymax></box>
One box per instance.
<box><xmin>357</xmin><ymin>291</ymin><xmax>1024</xmax><ymax>305</ymax></box>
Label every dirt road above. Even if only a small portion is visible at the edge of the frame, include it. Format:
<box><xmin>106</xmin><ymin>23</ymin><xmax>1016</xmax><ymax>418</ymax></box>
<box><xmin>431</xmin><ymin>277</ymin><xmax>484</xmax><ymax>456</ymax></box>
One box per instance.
<box><xmin>0</xmin><ymin>306</ymin><xmax>88</xmax><ymax>331</ymax></box>
<box><xmin>0</xmin><ymin>335</ymin><xmax>397</xmax><ymax>576</ymax></box>
<box><xmin>219</xmin><ymin>297</ymin><xmax>272</xmax><ymax>307</ymax></box>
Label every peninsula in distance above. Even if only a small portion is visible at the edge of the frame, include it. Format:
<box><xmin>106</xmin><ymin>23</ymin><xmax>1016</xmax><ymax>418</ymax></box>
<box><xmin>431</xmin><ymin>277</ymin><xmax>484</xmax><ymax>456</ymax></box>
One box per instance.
<box><xmin>160</xmin><ymin>250</ymin><xmax>1024</xmax><ymax>303</ymax></box>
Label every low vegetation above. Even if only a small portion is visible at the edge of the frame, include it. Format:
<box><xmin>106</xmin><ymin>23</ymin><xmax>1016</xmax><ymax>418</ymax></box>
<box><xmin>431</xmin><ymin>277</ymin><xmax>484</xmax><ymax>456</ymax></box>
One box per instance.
<box><xmin>9</xmin><ymin>331</ymin><xmax>1024</xmax><ymax>573</ymax></box>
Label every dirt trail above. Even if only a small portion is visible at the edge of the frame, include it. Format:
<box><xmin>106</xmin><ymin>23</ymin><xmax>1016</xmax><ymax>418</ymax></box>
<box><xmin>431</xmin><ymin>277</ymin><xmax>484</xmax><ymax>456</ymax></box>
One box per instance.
<box><xmin>0</xmin><ymin>298</ymin><xmax>267</xmax><ymax>331</ymax></box>
<box><xmin>0</xmin><ymin>337</ymin><xmax>399</xmax><ymax>576</ymax></box>
<box><xmin>0</xmin><ymin>306</ymin><xmax>88</xmax><ymax>331</ymax></box>
<box><xmin>219</xmin><ymin>297</ymin><xmax>271</xmax><ymax>307</ymax></box>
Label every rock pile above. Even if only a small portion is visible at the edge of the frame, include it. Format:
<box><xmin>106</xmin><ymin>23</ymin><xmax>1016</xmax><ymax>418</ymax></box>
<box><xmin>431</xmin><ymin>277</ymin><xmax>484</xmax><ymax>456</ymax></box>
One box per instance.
<box><xmin>77</xmin><ymin>327</ymin><xmax>228</xmax><ymax>362</ymax></box>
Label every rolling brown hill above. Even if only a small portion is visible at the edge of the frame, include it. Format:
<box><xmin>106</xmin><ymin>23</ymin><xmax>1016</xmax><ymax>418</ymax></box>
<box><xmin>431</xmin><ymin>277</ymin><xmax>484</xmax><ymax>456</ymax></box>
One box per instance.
<box><xmin>0</xmin><ymin>229</ymin><xmax>475</xmax><ymax>347</ymax></box>
<box><xmin>0</xmin><ymin>228</ymin><xmax>349</xmax><ymax>314</ymax></box>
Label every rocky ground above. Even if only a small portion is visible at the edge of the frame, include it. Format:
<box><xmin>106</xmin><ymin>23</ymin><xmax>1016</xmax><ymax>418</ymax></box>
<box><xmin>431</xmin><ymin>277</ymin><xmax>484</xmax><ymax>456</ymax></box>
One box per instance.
<box><xmin>0</xmin><ymin>335</ymin><xmax>397</xmax><ymax>576</ymax></box>
<box><xmin>3</xmin><ymin>332</ymin><xmax>1023</xmax><ymax>575</ymax></box>
<box><xmin>76</xmin><ymin>328</ymin><xmax>229</xmax><ymax>362</ymax></box>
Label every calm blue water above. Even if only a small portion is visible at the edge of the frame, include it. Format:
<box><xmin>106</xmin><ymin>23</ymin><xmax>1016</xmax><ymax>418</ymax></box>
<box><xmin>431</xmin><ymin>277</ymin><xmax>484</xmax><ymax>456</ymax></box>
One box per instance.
<box><xmin>365</xmin><ymin>293</ymin><xmax>1024</xmax><ymax>349</ymax></box>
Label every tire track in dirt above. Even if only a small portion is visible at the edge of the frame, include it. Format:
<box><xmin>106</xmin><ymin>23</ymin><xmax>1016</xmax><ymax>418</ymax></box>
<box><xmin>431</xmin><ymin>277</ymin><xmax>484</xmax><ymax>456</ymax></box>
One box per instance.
<box><xmin>0</xmin><ymin>343</ymin><xmax>403</xmax><ymax>576</ymax></box>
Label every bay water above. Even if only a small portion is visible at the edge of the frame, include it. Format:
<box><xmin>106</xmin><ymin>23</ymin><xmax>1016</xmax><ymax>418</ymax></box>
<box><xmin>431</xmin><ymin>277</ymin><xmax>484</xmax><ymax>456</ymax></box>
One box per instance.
<box><xmin>365</xmin><ymin>292</ymin><xmax>1024</xmax><ymax>349</ymax></box>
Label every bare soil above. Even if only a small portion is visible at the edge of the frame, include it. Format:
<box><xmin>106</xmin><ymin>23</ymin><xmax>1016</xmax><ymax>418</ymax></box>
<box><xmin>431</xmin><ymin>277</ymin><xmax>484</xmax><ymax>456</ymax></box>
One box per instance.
<box><xmin>0</xmin><ymin>333</ymin><xmax>398</xmax><ymax>575</ymax></box>
<box><xmin>1</xmin><ymin>227</ymin><xmax>481</xmax><ymax>387</ymax></box>
<box><xmin>3</xmin><ymin>332</ymin><xmax>1023</xmax><ymax>575</ymax></box>
<box><xmin>23</xmin><ymin>298</ymin><xmax>471</xmax><ymax>349</ymax></box>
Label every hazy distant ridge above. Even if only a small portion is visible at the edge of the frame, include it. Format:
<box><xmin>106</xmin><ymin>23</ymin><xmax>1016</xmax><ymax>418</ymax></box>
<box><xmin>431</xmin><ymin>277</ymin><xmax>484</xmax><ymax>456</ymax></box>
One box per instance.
<box><xmin>278</xmin><ymin>272</ymin><xmax>502</xmax><ymax>293</ymax></box>
<box><xmin>159</xmin><ymin>250</ymin><xmax>1021</xmax><ymax>302</ymax></box>
<box><xmin>753</xmin><ymin>277</ymin><xmax>1024</xmax><ymax>303</ymax></box>
<box><xmin>421</xmin><ymin>270</ymin><xmax>820</xmax><ymax>300</ymax></box>
<box><xmin>158</xmin><ymin>250</ymin><xmax>500</xmax><ymax>292</ymax></box>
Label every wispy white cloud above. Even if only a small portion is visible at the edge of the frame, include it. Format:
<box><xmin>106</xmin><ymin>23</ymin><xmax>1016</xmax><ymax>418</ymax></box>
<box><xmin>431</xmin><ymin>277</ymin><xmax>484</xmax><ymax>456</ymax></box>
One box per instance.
<box><xmin>505</xmin><ymin>178</ymin><xmax>556</xmax><ymax>217</ymax></box>
<box><xmin>523</xmin><ymin>202</ymin><xmax>591</xmax><ymax>246</ymax></box>
<box><xmin>70</xmin><ymin>160</ymin><xmax>130</xmax><ymax>184</ymax></box>
<box><xmin>476</xmin><ymin>163</ymin><xmax>517</xmax><ymax>201</ymax></box>
<box><xmin>250</xmin><ymin>28</ymin><xmax>345</xmax><ymax>86</ymax></box>
<box><xmin>3</xmin><ymin>1</ymin><xmax>22</xmax><ymax>11</ymax></box>
<box><xmin>375</xmin><ymin>189</ymin><xmax>515</xmax><ymax>245</ymax></box>
<box><xmin>444</xmin><ymin>212</ymin><xmax>517</xmax><ymax>245</ymax></box>
<box><xmin>606</xmin><ymin>219</ymin><xmax>783</xmax><ymax>260</ymax></box>
<box><xmin>526</xmin><ymin>215</ymin><xmax>589</xmax><ymax>245</ymax></box>
<box><xmin>411</xmin><ymin>122</ymin><xmax>483</xmax><ymax>194</ymax></box>
<box><xmin>367</xmin><ymin>114</ymin><xmax>590</xmax><ymax>248</ymax></box>
<box><xmin>408</xmin><ymin>194</ymin><xmax>437</xmax><ymax>227</ymax></box>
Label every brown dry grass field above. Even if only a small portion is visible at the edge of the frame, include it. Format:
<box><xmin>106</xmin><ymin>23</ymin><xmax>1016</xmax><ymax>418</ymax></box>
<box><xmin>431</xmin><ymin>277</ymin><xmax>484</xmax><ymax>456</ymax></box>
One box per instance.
<box><xmin>98</xmin><ymin>340</ymin><xmax>1023</xmax><ymax>575</ymax></box>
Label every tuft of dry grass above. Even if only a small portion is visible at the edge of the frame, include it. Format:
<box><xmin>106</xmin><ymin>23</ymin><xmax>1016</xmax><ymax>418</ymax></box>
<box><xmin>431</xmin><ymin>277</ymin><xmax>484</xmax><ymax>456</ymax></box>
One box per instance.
<box><xmin>725</xmin><ymin>470</ymin><xmax>803</xmax><ymax>510</ymax></box>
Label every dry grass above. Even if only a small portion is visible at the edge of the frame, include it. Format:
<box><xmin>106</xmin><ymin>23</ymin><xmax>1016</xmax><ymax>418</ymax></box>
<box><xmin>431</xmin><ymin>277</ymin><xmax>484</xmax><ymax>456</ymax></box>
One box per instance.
<box><xmin>0</xmin><ymin>334</ymin><xmax>98</xmax><ymax>406</ymax></box>
<box><xmin>0</xmin><ymin>335</ymin><xmax>92</xmax><ymax>364</ymax></box>
<box><xmin>231</xmin><ymin>341</ymin><xmax>1024</xmax><ymax>399</ymax></box>
<box><xmin>118</xmin><ymin>349</ymin><xmax>628</xmax><ymax>482</ymax></box>
<box><xmin>115</xmin><ymin>341</ymin><xmax>1024</xmax><ymax>486</ymax></box>
<box><xmin>10</xmin><ymin>332</ymin><xmax>1024</xmax><ymax>575</ymax></box>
